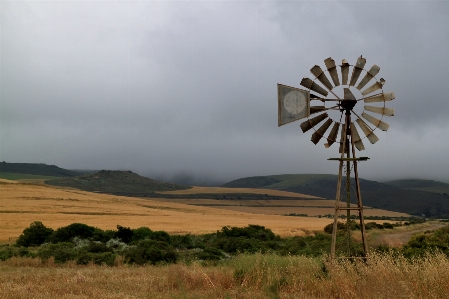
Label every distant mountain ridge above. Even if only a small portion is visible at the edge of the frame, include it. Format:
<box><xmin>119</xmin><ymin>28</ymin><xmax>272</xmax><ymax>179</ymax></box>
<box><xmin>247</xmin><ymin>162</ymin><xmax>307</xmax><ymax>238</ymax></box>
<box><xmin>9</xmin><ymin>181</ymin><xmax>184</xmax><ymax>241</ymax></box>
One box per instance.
<box><xmin>0</xmin><ymin>162</ymin><xmax>80</xmax><ymax>177</ymax></box>
<box><xmin>45</xmin><ymin>170</ymin><xmax>191</xmax><ymax>194</ymax></box>
<box><xmin>223</xmin><ymin>174</ymin><xmax>449</xmax><ymax>218</ymax></box>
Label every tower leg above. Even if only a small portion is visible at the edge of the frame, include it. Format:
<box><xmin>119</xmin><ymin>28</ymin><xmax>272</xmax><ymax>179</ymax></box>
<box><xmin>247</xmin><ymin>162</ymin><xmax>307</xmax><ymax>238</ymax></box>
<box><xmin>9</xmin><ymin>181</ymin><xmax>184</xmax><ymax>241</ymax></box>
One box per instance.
<box><xmin>350</xmin><ymin>131</ymin><xmax>368</xmax><ymax>255</ymax></box>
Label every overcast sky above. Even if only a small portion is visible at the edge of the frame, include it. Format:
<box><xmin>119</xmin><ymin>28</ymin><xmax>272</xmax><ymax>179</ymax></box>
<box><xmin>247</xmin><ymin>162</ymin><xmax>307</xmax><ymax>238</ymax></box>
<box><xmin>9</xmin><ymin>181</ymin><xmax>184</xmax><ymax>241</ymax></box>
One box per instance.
<box><xmin>1</xmin><ymin>1</ymin><xmax>449</xmax><ymax>185</ymax></box>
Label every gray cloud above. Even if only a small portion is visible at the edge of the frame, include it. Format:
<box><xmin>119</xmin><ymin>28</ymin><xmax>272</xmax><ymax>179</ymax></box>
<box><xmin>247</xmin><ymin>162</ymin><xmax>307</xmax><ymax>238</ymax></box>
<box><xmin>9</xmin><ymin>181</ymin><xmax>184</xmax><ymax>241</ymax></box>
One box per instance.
<box><xmin>1</xmin><ymin>1</ymin><xmax>449</xmax><ymax>185</ymax></box>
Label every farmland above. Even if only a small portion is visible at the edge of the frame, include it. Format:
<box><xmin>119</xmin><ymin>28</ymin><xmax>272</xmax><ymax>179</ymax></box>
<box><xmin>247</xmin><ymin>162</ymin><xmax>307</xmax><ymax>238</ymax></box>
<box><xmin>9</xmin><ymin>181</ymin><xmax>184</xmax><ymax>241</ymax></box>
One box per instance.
<box><xmin>0</xmin><ymin>179</ymin><xmax>408</xmax><ymax>244</ymax></box>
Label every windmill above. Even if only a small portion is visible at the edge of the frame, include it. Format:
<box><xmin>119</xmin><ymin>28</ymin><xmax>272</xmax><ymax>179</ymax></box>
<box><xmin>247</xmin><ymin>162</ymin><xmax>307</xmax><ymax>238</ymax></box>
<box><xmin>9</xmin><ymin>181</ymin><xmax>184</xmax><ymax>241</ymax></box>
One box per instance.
<box><xmin>278</xmin><ymin>56</ymin><xmax>395</xmax><ymax>257</ymax></box>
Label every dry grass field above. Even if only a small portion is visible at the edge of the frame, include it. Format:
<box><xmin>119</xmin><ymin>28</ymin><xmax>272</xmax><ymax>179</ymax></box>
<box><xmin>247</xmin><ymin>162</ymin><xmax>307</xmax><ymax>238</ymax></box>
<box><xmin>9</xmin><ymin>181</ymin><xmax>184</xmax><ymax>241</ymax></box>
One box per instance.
<box><xmin>0</xmin><ymin>179</ymin><xmax>333</xmax><ymax>243</ymax></box>
<box><xmin>1</xmin><ymin>252</ymin><xmax>448</xmax><ymax>298</ymax></box>
<box><xmin>0</xmin><ymin>179</ymin><xmax>409</xmax><ymax>243</ymax></box>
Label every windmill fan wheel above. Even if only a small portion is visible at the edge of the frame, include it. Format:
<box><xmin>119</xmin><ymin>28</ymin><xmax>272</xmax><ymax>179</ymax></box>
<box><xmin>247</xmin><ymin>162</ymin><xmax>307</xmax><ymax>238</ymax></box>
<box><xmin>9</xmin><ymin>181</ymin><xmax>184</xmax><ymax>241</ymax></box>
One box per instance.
<box><xmin>293</xmin><ymin>56</ymin><xmax>395</xmax><ymax>152</ymax></box>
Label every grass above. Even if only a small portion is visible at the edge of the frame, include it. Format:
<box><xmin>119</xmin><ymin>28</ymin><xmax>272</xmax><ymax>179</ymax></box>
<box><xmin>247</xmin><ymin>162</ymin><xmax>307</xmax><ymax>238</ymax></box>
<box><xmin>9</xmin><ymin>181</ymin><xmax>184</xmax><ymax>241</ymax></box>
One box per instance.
<box><xmin>0</xmin><ymin>252</ymin><xmax>448</xmax><ymax>298</ymax></box>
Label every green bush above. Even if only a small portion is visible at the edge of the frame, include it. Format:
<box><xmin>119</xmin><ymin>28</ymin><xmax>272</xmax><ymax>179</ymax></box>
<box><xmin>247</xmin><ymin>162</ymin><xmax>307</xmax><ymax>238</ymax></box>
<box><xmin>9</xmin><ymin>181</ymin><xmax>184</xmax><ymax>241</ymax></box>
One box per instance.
<box><xmin>48</xmin><ymin>223</ymin><xmax>96</xmax><ymax>243</ymax></box>
<box><xmin>124</xmin><ymin>240</ymin><xmax>178</xmax><ymax>265</ymax></box>
<box><xmin>38</xmin><ymin>242</ymin><xmax>77</xmax><ymax>263</ymax></box>
<box><xmin>16</xmin><ymin>221</ymin><xmax>54</xmax><ymax>247</ymax></box>
<box><xmin>115</xmin><ymin>225</ymin><xmax>133</xmax><ymax>244</ymax></box>
<box><xmin>197</xmin><ymin>247</ymin><xmax>225</xmax><ymax>261</ymax></box>
<box><xmin>85</xmin><ymin>241</ymin><xmax>113</xmax><ymax>253</ymax></box>
<box><xmin>131</xmin><ymin>227</ymin><xmax>153</xmax><ymax>243</ymax></box>
<box><xmin>0</xmin><ymin>248</ymin><xmax>13</xmax><ymax>261</ymax></box>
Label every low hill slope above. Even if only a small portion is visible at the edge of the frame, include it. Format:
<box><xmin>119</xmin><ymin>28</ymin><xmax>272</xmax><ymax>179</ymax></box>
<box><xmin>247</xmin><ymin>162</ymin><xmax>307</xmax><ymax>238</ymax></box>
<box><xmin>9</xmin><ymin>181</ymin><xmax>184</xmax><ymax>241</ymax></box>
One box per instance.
<box><xmin>45</xmin><ymin>170</ymin><xmax>191</xmax><ymax>194</ymax></box>
<box><xmin>0</xmin><ymin>162</ymin><xmax>79</xmax><ymax>177</ymax></box>
<box><xmin>385</xmin><ymin>179</ymin><xmax>449</xmax><ymax>195</ymax></box>
<box><xmin>223</xmin><ymin>174</ymin><xmax>449</xmax><ymax>218</ymax></box>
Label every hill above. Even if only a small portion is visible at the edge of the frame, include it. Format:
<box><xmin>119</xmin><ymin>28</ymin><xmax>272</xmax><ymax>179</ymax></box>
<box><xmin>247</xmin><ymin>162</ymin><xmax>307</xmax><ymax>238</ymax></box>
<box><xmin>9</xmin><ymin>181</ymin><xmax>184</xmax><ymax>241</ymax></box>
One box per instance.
<box><xmin>385</xmin><ymin>179</ymin><xmax>449</xmax><ymax>195</ymax></box>
<box><xmin>223</xmin><ymin>174</ymin><xmax>449</xmax><ymax>218</ymax></box>
<box><xmin>45</xmin><ymin>170</ymin><xmax>191</xmax><ymax>195</ymax></box>
<box><xmin>0</xmin><ymin>162</ymin><xmax>80</xmax><ymax>177</ymax></box>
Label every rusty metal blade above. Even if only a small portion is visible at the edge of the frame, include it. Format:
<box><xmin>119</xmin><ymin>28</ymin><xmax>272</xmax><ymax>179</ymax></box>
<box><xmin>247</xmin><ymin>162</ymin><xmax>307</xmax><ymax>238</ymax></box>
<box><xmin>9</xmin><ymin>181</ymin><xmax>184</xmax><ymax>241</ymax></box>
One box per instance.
<box><xmin>362</xmin><ymin>112</ymin><xmax>390</xmax><ymax>131</ymax></box>
<box><xmin>310</xmin><ymin>106</ymin><xmax>326</xmax><ymax>115</ymax></box>
<box><xmin>361</xmin><ymin>78</ymin><xmax>386</xmax><ymax>96</ymax></box>
<box><xmin>324</xmin><ymin>57</ymin><xmax>340</xmax><ymax>87</ymax></box>
<box><xmin>300</xmin><ymin>113</ymin><xmax>328</xmax><ymax>133</ymax></box>
<box><xmin>340</xmin><ymin>59</ymin><xmax>350</xmax><ymax>85</ymax></box>
<box><xmin>364</xmin><ymin>105</ymin><xmax>395</xmax><ymax>116</ymax></box>
<box><xmin>344</xmin><ymin>88</ymin><xmax>357</xmax><ymax>100</ymax></box>
<box><xmin>339</xmin><ymin>123</ymin><xmax>346</xmax><ymax>153</ymax></box>
<box><xmin>310</xmin><ymin>65</ymin><xmax>333</xmax><ymax>90</ymax></box>
<box><xmin>350</xmin><ymin>122</ymin><xmax>365</xmax><ymax>151</ymax></box>
<box><xmin>325</xmin><ymin>121</ymin><xmax>339</xmax><ymax>148</ymax></box>
<box><xmin>300</xmin><ymin>78</ymin><xmax>329</xmax><ymax>96</ymax></box>
<box><xmin>364</xmin><ymin>92</ymin><xmax>395</xmax><ymax>103</ymax></box>
<box><xmin>349</xmin><ymin>56</ymin><xmax>366</xmax><ymax>86</ymax></box>
<box><xmin>356</xmin><ymin>118</ymin><xmax>379</xmax><ymax>144</ymax></box>
<box><xmin>356</xmin><ymin>65</ymin><xmax>380</xmax><ymax>90</ymax></box>
<box><xmin>311</xmin><ymin>118</ymin><xmax>333</xmax><ymax>144</ymax></box>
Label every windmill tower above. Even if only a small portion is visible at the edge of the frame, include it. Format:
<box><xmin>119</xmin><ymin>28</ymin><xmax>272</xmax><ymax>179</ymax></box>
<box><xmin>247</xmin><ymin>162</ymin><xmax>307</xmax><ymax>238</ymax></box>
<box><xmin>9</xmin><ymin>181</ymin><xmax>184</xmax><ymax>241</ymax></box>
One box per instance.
<box><xmin>278</xmin><ymin>56</ymin><xmax>395</xmax><ymax>257</ymax></box>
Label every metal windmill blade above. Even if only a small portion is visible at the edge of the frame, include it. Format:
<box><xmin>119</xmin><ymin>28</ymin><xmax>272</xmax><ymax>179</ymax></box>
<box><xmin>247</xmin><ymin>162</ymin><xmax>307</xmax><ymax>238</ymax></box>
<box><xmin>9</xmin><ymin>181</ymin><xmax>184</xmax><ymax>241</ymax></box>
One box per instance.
<box><xmin>361</xmin><ymin>78</ymin><xmax>386</xmax><ymax>96</ymax></box>
<box><xmin>340</xmin><ymin>59</ymin><xmax>350</xmax><ymax>85</ymax></box>
<box><xmin>355</xmin><ymin>118</ymin><xmax>379</xmax><ymax>144</ymax></box>
<box><xmin>364</xmin><ymin>92</ymin><xmax>395</xmax><ymax>103</ymax></box>
<box><xmin>324</xmin><ymin>122</ymin><xmax>340</xmax><ymax>148</ymax></box>
<box><xmin>356</xmin><ymin>65</ymin><xmax>380</xmax><ymax>90</ymax></box>
<box><xmin>350</xmin><ymin>122</ymin><xmax>365</xmax><ymax>151</ymax></box>
<box><xmin>349</xmin><ymin>56</ymin><xmax>366</xmax><ymax>86</ymax></box>
<box><xmin>364</xmin><ymin>105</ymin><xmax>395</xmax><ymax>116</ymax></box>
<box><xmin>300</xmin><ymin>113</ymin><xmax>329</xmax><ymax>133</ymax></box>
<box><xmin>324</xmin><ymin>57</ymin><xmax>340</xmax><ymax>87</ymax></box>
<box><xmin>311</xmin><ymin>118</ymin><xmax>333</xmax><ymax>144</ymax></box>
<box><xmin>310</xmin><ymin>65</ymin><xmax>333</xmax><ymax>91</ymax></box>
<box><xmin>361</xmin><ymin>112</ymin><xmax>390</xmax><ymax>131</ymax></box>
<box><xmin>300</xmin><ymin>78</ymin><xmax>328</xmax><ymax>96</ymax></box>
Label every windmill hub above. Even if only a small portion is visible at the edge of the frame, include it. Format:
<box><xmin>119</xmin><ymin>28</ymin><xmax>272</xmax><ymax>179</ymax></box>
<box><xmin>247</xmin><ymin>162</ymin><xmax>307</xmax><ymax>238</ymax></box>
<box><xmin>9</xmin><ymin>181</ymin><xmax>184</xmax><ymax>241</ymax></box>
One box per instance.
<box><xmin>340</xmin><ymin>99</ymin><xmax>357</xmax><ymax>111</ymax></box>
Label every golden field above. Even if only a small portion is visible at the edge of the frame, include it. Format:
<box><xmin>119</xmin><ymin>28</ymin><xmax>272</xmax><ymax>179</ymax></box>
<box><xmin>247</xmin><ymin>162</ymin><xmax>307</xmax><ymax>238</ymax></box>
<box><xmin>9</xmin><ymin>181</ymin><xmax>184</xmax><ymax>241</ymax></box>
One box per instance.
<box><xmin>1</xmin><ymin>252</ymin><xmax>449</xmax><ymax>298</ymax></box>
<box><xmin>0</xmin><ymin>179</ymin><xmax>408</xmax><ymax>243</ymax></box>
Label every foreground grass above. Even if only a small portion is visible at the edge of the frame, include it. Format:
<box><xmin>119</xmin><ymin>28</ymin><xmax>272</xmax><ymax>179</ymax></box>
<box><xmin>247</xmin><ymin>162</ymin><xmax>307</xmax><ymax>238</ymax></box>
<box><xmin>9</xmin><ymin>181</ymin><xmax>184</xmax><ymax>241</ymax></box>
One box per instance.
<box><xmin>1</xmin><ymin>252</ymin><xmax>448</xmax><ymax>298</ymax></box>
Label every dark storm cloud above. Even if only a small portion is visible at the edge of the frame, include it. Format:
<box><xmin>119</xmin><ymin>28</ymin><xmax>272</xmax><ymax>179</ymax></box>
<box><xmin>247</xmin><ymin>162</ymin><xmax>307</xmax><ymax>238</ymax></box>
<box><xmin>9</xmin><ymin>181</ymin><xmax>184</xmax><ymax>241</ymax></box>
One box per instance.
<box><xmin>1</xmin><ymin>1</ymin><xmax>448</xmax><ymax>184</ymax></box>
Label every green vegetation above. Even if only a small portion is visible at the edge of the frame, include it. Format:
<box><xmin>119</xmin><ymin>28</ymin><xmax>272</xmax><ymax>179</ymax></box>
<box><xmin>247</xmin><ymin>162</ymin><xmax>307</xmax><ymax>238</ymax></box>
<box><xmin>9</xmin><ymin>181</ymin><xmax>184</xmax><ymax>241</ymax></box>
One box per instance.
<box><xmin>0</xmin><ymin>162</ymin><xmax>80</xmax><ymax>177</ymax></box>
<box><xmin>223</xmin><ymin>174</ymin><xmax>449</xmax><ymax>218</ymax></box>
<box><xmin>1</xmin><ymin>222</ymin><xmax>362</xmax><ymax>265</ymax></box>
<box><xmin>5</xmin><ymin>220</ymin><xmax>447</xmax><ymax>266</ymax></box>
<box><xmin>46</xmin><ymin>170</ymin><xmax>191</xmax><ymax>194</ymax></box>
<box><xmin>385</xmin><ymin>179</ymin><xmax>449</xmax><ymax>195</ymax></box>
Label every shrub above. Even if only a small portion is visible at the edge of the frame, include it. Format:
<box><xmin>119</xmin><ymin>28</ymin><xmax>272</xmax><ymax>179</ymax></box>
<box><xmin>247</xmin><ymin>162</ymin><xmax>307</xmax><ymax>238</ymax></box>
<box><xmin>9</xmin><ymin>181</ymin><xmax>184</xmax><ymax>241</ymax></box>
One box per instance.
<box><xmin>131</xmin><ymin>227</ymin><xmax>153</xmax><ymax>243</ymax></box>
<box><xmin>124</xmin><ymin>240</ymin><xmax>177</xmax><ymax>265</ymax></box>
<box><xmin>324</xmin><ymin>221</ymin><xmax>359</xmax><ymax>234</ymax></box>
<box><xmin>38</xmin><ymin>242</ymin><xmax>77</xmax><ymax>263</ymax></box>
<box><xmin>383</xmin><ymin>222</ymin><xmax>394</xmax><ymax>229</ymax></box>
<box><xmin>196</xmin><ymin>247</ymin><xmax>225</xmax><ymax>261</ymax></box>
<box><xmin>115</xmin><ymin>225</ymin><xmax>133</xmax><ymax>244</ymax></box>
<box><xmin>0</xmin><ymin>248</ymin><xmax>13</xmax><ymax>261</ymax></box>
<box><xmin>48</xmin><ymin>223</ymin><xmax>96</xmax><ymax>243</ymax></box>
<box><xmin>86</xmin><ymin>241</ymin><xmax>113</xmax><ymax>253</ymax></box>
<box><xmin>16</xmin><ymin>221</ymin><xmax>54</xmax><ymax>247</ymax></box>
